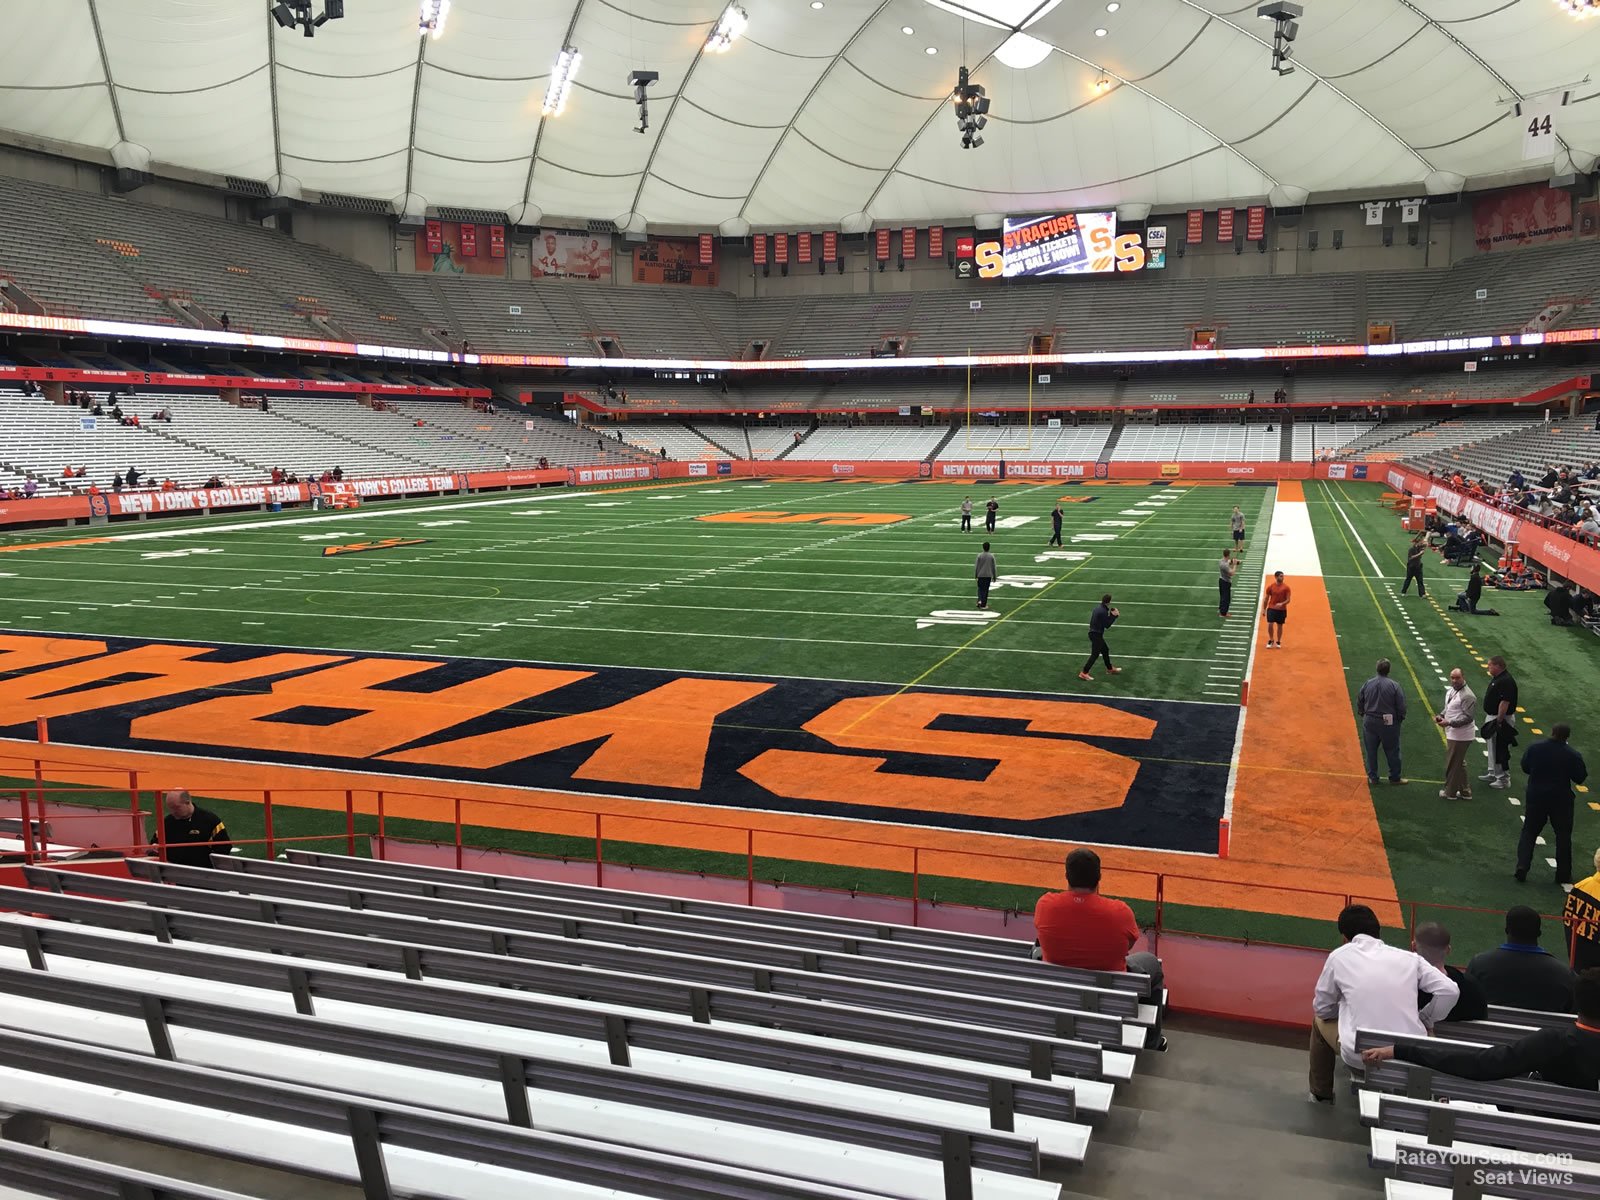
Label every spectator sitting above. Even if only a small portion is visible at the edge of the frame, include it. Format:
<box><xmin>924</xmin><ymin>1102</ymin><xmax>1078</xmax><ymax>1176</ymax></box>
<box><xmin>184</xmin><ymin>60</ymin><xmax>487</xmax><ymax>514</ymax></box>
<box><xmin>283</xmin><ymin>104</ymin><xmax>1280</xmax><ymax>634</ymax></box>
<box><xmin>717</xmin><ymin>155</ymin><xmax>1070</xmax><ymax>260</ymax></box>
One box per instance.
<box><xmin>91</xmin><ymin>402</ymin><xmax>103</xmax><ymax>416</ymax></box>
<box><xmin>157</xmin><ymin>789</ymin><xmax>232</xmax><ymax>869</ymax></box>
<box><xmin>1310</xmin><ymin>903</ymin><xmax>1457</xmax><ymax>1104</ymax></box>
<box><xmin>112</xmin><ymin>472</ymin><xmax>124</xmax><ymax>492</ymax></box>
<box><xmin>1586</xmin><ymin>462</ymin><xmax>1600</xmax><ymax>481</ymax></box>
<box><xmin>1546</xmin><ymin>582</ymin><xmax>1575</xmax><ymax>626</ymax></box>
<box><xmin>203</xmin><ymin>475</ymin><xmax>222</xmax><ymax>489</ymax></box>
<box><xmin>1465</xmin><ymin>905</ymin><xmax>1577</xmax><ymax>1012</ymax></box>
<box><xmin>332</xmin><ymin>466</ymin><xmax>343</xmax><ymax>482</ymax></box>
<box><xmin>1413</xmin><ymin>922</ymin><xmax>1488</xmax><ymax>1022</ymax></box>
<box><xmin>1508</xmin><ymin>468</ymin><xmax>1526</xmax><ymax>490</ymax></box>
<box><xmin>22</xmin><ymin>479</ymin><xmax>37</xmax><ymax>498</ymax></box>
<box><xmin>1363</xmin><ymin>968</ymin><xmax>1600</xmax><ymax>1091</ymax></box>
<box><xmin>1033</xmin><ymin>847</ymin><xmax>1167</xmax><ymax>1050</ymax></box>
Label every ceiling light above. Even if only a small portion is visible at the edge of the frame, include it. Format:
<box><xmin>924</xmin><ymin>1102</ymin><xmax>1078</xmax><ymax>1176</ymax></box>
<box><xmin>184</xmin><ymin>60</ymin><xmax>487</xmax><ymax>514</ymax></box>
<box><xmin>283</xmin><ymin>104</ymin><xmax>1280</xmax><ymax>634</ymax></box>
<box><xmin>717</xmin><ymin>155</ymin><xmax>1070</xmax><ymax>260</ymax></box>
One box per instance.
<box><xmin>418</xmin><ymin>0</ymin><xmax>450</xmax><ymax>38</ymax></box>
<box><xmin>1106</xmin><ymin>2</ymin><xmax>1119</xmax><ymax>10</ymax></box>
<box><xmin>1093</xmin><ymin>76</ymin><xmax>1111</xmax><ymax>93</ymax></box>
<box><xmin>706</xmin><ymin>2</ymin><xmax>748</xmax><ymax>52</ymax></box>
<box><xmin>810</xmin><ymin>1</ymin><xmax>823</xmax><ymax>8</ymax></box>
<box><xmin>926</xmin><ymin>45</ymin><xmax>938</xmax><ymax>54</ymax></box>
<box><xmin>902</xmin><ymin>25</ymin><xmax>915</xmax><ymax>33</ymax></box>
<box><xmin>1094</xmin><ymin>27</ymin><xmax>1107</xmax><ymax>35</ymax></box>
<box><xmin>542</xmin><ymin>47</ymin><xmax>581</xmax><ymax>116</ymax></box>
<box><xmin>271</xmin><ymin>2</ymin><xmax>296</xmax><ymax>29</ymax></box>
<box><xmin>1553</xmin><ymin>0</ymin><xmax>1600</xmax><ymax>14</ymax></box>
<box><xmin>994</xmin><ymin>31</ymin><xmax>1052</xmax><ymax>69</ymax></box>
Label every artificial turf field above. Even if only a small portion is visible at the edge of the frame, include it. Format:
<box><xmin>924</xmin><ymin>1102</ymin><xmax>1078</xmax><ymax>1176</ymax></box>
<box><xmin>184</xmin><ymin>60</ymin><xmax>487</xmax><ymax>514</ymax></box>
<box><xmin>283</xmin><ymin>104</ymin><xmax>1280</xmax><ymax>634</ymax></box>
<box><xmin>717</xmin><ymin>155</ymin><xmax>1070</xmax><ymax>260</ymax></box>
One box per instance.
<box><xmin>2</xmin><ymin>474</ymin><xmax>1595</xmax><ymax>950</ymax></box>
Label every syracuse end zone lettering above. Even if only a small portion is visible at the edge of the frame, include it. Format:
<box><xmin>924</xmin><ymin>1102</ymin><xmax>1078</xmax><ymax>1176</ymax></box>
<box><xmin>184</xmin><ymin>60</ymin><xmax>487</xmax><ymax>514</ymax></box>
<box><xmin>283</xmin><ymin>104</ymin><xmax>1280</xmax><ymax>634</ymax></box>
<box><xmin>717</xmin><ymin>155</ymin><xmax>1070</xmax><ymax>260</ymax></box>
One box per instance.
<box><xmin>0</xmin><ymin>632</ymin><xmax>1236</xmax><ymax>850</ymax></box>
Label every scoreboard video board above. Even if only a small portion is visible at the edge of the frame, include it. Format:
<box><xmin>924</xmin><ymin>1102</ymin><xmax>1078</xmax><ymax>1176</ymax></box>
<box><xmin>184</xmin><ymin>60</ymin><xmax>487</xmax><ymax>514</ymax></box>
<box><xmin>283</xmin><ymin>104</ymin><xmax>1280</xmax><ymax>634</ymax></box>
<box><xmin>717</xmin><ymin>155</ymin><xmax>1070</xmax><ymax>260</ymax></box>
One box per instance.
<box><xmin>1000</xmin><ymin>212</ymin><xmax>1119</xmax><ymax>277</ymax></box>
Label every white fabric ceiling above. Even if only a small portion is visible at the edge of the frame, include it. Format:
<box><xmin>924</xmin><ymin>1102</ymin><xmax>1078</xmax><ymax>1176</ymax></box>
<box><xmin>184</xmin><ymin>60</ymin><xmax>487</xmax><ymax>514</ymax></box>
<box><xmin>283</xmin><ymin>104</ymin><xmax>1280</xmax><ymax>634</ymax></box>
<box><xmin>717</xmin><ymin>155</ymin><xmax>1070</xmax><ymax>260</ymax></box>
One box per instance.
<box><xmin>0</xmin><ymin>0</ymin><xmax>1596</xmax><ymax>228</ymax></box>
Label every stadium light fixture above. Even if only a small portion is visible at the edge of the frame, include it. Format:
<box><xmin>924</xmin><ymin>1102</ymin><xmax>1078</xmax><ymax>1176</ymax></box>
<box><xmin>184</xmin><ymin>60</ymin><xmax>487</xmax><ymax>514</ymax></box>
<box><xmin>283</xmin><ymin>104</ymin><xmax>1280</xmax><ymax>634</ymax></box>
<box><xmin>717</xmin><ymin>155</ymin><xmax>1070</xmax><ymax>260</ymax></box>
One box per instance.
<box><xmin>419</xmin><ymin>0</ymin><xmax>450</xmax><ymax>38</ymax></box>
<box><xmin>706</xmin><ymin>3</ymin><xmax>748</xmax><ymax>52</ymax></box>
<box><xmin>268</xmin><ymin>0</ymin><xmax>344</xmax><ymax>37</ymax></box>
<box><xmin>543</xmin><ymin>47</ymin><xmax>581</xmax><ymax>116</ymax></box>
<box><xmin>954</xmin><ymin>65</ymin><xmax>989</xmax><ymax>149</ymax></box>
<box><xmin>1552</xmin><ymin>0</ymin><xmax>1600</xmax><ymax>14</ymax></box>
<box><xmin>1257</xmin><ymin>1</ymin><xmax>1302</xmax><ymax>77</ymax></box>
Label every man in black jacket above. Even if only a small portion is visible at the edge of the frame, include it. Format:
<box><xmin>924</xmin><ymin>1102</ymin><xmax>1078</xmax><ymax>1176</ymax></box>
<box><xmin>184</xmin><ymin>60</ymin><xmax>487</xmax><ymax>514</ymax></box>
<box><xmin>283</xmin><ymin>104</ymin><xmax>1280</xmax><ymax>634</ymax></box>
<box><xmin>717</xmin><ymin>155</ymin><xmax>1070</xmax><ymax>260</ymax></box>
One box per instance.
<box><xmin>1401</xmin><ymin>534</ymin><xmax>1427</xmax><ymax>596</ymax></box>
<box><xmin>1078</xmin><ymin>594</ymin><xmax>1121</xmax><ymax>682</ymax></box>
<box><xmin>1466</xmin><ymin>906</ymin><xmax>1577</xmax><ymax>1012</ymax></box>
<box><xmin>1517</xmin><ymin>723</ymin><xmax>1587</xmax><ymax>884</ymax></box>
<box><xmin>158</xmin><ymin>789</ymin><xmax>232</xmax><ymax>869</ymax></box>
<box><xmin>1479</xmin><ymin>655</ymin><xmax>1517</xmax><ymax>789</ymax></box>
<box><xmin>1363</xmin><ymin>968</ymin><xmax>1600</xmax><ymax>1090</ymax></box>
<box><xmin>1414</xmin><ymin>922</ymin><xmax>1488</xmax><ymax>1023</ymax></box>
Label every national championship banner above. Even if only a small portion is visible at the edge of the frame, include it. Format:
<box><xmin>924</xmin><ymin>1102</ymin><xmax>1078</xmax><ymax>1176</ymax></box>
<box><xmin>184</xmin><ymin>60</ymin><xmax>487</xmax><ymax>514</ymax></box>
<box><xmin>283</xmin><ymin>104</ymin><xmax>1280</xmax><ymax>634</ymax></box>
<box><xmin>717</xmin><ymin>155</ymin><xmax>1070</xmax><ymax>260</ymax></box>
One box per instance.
<box><xmin>413</xmin><ymin>221</ymin><xmax>504</xmax><ymax>276</ymax></box>
<box><xmin>488</xmin><ymin>225</ymin><xmax>506</xmax><ymax>259</ymax></box>
<box><xmin>775</xmin><ymin>233</ymin><xmax>789</xmax><ymax>264</ymax></box>
<box><xmin>753</xmin><ymin>234</ymin><xmax>768</xmax><ymax>265</ymax></box>
<box><xmin>875</xmin><ymin>229</ymin><xmax>891</xmax><ymax>261</ymax></box>
<box><xmin>530</xmin><ymin>231</ymin><xmax>613</xmax><ymax>280</ymax></box>
<box><xmin>1186</xmin><ymin>209</ymin><xmax>1204</xmax><ymax>244</ymax></box>
<box><xmin>798</xmin><ymin>232</ymin><xmax>813</xmax><ymax>262</ymax></box>
<box><xmin>901</xmin><ymin>227</ymin><xmax>916</xmax><ymax>260</ymax></box>
<box><xmin>424</xmin><ymin>220</ymin><xmax>443</xmax><ymax>255</ymax></box>
<box><xmin>698</xmin><ymin>233</ymin><xmax>714</xmax><ymax>265</ymax></box>
<box><xmin>1246</xmin><ymin>205</ymin><xmax>1266</xmax><ymax>241</ymax></box>
<box><xmin>633</xmin><ymin>236</ymin><xmax>720</xmax><ymax>287</ymax></box>
<box><xmin>1216</xmin><ymin>208</ymin><xmax>1235</xmax><ymax>242</ymax></box>
<box><xmin>929</xmin><ymin>226</ymin><xmax>944</xmax><ymax>258</ymax></box>
<box><xmin>823</xmin><ymin>231</ymin><xmax>838</xmax><ymax>261</ymax></box>
<box><xmin>1473</xmin><ymin>184</ymin><xmax>1574</xmax><ymax>253</ymax></box>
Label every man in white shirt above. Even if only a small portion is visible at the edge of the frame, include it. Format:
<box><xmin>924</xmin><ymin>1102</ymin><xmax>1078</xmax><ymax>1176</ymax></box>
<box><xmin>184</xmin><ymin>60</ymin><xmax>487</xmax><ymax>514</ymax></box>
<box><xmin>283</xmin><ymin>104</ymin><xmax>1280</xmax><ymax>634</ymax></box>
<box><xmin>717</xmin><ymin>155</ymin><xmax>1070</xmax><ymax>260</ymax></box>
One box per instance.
<box><xmin>1310</xmin><ymin>904</ymin><xmax>1458</xmax><ymax>1103</ymax></box>
<box><xmin>1435</xmin><ymin>667</ymin><xmax>1478</xmax><ymax>800</ymax></box>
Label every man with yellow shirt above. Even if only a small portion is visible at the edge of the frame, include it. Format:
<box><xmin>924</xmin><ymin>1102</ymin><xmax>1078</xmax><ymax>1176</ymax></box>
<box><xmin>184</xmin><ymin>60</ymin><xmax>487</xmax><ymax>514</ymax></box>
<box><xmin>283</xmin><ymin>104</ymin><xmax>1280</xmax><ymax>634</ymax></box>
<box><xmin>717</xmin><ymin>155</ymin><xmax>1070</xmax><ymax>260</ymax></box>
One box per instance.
<box><xmin>1567</xmin><ymin>850</ymin><xmax>1600</xmax><ymax>974</ymax></box>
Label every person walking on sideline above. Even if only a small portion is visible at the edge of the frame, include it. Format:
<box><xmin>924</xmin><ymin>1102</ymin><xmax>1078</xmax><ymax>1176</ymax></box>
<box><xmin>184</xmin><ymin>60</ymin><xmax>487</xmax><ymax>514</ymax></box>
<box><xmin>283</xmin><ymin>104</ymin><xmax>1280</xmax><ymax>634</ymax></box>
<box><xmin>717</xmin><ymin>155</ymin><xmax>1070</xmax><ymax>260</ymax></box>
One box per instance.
<box><xmin>1479</xmin><ymin>655</ymin><xmax>1518</xmax><ymax>790</ymax></box>
<box><xmin>984</xmin><ymin>497</ymin><xmax>999</xmax><ymax>533</ymax></box>
<box><xmin>1401</xmin><ymin>534</ymin><xmax>1427</xmax><ymax>596</ymax></box>
<box><xmin>960</xmin><ymin>497</ymin><xmax>973</xmax><ymax>533</ymax></box>
<box><xmin>1517</xmin><ymin>723</ymin><xmax>1587</xmax><ymax>884</ymax></box>
<box><xmin>1048</xmin><ymin>503</ymin><xmax>1063</xmax><ymax>547</ymax></box>
<box><xmin>1079</xmin><ymin>594</ymin><xmax>1121</xmax><ymax>681</ymax></box>
<box><xmin>975</xmin><ymin>542</ymin><xmax>998</xmax><ymax>610</ymax></box>
<box><xmin>1218</xmin><ymin>549</ymin><xmax>1238</xmax><ymax>618</ymax></box>
<box><xmin>1356</xmin><ymin>659</ymin><xmax>1407</xmax><ymax>785</ymax></box>
<box><xmin>1435</xmin><ymin>668</ymin><xmax>1478</xmax><ymax>800</ymax></box>
<box><xmin>1231</xmin><ymin>505</ymin><xmax>1246</xmax><ymax>554</ymax></box>
<box><xmin>1263</xmin><ymin>570</ymin><xmax>1291</xmax><ymax>648</ymax></box>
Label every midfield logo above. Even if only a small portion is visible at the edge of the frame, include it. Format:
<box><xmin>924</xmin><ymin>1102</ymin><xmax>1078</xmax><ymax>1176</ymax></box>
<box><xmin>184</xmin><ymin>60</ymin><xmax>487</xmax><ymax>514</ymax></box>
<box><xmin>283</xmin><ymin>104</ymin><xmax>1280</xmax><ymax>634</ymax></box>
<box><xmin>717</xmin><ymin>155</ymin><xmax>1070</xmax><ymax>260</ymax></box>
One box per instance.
<box><xmin>0</xmin><ymin>631</ymin><xmax>1235</xmax><ymax>850</ymax></box>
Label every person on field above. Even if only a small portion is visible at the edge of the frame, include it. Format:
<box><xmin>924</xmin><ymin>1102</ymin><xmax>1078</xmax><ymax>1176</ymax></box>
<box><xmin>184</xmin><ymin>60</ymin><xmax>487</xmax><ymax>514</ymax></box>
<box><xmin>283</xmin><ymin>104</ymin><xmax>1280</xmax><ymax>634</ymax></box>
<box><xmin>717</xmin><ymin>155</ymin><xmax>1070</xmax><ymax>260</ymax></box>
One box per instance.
<box><xmin>1218</xmin><ymin>549</ymin><xmax>1237</xmax><ymax>618</ymax></box>
<box><xmin>1480</xmin><ymin>655</ymin><xmax>1518</xmax><ymax>790</ymax></box>
<box><xmin>1356</xmin><ymin>658</ymin><xmax>1406</xmax><ymax>785</ymax></box>
<box><xmin>1401</xmin><ymin>534</ymin><xmax>1427</xmax><ymax>596</ymax></box>
<box><xmin>1079</xmin><ymin>594</ymin><xmax>1121</xmax><ymax>681</ymax></box>
<box><xmin>1435</xmin><ymin>667</ymin><xmax>1478</xmax><ymax>801</ymax></box>
<box><xmin>1564</xmin><ymin>851</ymin><xmax>1600</xmax><ymax>973</ymax></box>
<box><xmin>1048</xmin><ymin>503</ymin><xmax>1063</xmax><ymax>547</ymax></box>
<box><xmin>1517</xmin><ymin>723</ymin><xmax>1586</xmax><ymax>884</ymax></box>
<box><xmin>1033</xmin><ymin>848</ymin><xmax>1166</xmax><ymax>1049</ymax></box>
<box><xmin>960</xmin><ymin>496</ymin><xmax>973</xmax><ymax>533</ymax></box>
<box><xmin>1231</xmin><ymin>505</ymin><xmax>1245</xmax><ymax>553</ymax></box>
<box><xmin>1263</xmin><ymin>570</ymin><xmax>1291</xmax><ymax>648</ymax></box>
<box><xmin>984</xmin><ymin>497</ymin><xmax>999</xmax><ymax>533</ymax></box>
<box><xmin>158</xmin><ymin>789</ymin><xmax>232</xmax><ymax>869</ymax></box>
<box><xmin>975</xmin><ymin>541</ymin><xmax>997</xmax><ymax>610</ymax></box>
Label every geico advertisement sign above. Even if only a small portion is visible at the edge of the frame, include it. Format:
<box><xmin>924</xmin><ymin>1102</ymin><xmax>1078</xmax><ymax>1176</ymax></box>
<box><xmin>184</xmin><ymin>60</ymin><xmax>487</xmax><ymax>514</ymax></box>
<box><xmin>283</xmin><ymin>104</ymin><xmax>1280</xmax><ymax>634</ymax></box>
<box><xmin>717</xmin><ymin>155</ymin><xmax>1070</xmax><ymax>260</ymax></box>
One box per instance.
<box><xmin>973</xmin><ymin>230</ymin><xmax>1149</xmax><ymax>279</ymax></box>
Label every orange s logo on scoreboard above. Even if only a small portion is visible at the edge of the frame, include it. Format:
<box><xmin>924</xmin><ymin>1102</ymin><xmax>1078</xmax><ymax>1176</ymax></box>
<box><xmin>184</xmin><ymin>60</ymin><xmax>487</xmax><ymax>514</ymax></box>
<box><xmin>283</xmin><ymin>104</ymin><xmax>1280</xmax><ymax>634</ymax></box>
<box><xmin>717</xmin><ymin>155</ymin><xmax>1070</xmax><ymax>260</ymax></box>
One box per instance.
<box><xmin>697</xmin><ymin>511</ymin><xmax>909</xmax><ymax>526</ymax></box>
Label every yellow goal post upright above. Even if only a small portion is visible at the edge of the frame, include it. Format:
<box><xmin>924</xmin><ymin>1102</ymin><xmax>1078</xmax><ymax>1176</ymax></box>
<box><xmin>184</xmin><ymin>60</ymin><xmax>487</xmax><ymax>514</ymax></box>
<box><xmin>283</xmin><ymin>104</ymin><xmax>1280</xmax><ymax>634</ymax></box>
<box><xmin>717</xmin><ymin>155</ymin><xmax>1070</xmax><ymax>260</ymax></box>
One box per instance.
<box><xmin>963</xmin><ymin>351</ymin><xmax>1034</xmax><ymax>454</ymax></box>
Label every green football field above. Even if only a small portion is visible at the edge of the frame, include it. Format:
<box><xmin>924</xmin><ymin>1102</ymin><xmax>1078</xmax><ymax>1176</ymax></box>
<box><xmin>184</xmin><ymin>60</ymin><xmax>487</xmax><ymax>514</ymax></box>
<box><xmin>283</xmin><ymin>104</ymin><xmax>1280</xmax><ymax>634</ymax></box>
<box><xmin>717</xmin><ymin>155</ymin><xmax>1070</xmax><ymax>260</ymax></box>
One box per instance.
<box><xmin>3</xmin><ymin>474</ymin><xmax>1595</xmax><ymax>950</ymax></box>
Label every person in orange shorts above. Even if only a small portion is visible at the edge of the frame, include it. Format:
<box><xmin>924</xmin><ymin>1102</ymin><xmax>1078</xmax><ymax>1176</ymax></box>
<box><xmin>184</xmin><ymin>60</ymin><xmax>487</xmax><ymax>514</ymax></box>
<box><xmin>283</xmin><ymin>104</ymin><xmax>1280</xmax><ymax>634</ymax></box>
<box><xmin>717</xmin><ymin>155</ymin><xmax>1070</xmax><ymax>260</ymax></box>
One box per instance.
<box><xmin>1263</xmin><ymin>570</ymin><xmax>1292</xmax><ymax>648</ymax></box>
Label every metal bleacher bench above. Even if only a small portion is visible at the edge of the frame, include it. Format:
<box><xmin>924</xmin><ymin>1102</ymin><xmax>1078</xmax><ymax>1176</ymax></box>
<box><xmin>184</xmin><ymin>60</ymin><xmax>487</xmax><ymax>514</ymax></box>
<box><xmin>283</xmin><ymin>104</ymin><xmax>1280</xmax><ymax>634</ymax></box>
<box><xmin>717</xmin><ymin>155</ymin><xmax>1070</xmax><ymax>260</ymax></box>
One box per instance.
<box><xmin>1356</xmin><ymin>1029</ymin><xmax>1600</xmax><ymax>1124</ymax></box>
<box><xmin>0</xmin><ymin>1140</ymin><xmax>277</xmax><ymax>1200</ymax></box>
<box><xmin>0</xmin><ymin>963</ymin><xmax>1045</xmax><ymax>1200</ymax></box>
<box><xmin>54</xmin><ymin>860</ymin><xmax>1150</xmax><ymax>1055</ymax></box>
<box><xmin>279</xmin><ymin>848</ymin><xmax>1158</xmax><ymax>1003</ymax></box>
<box><xmin>0</xmin><ymin>892</ymin><xmax>1091</xmax><ymax>1152</ymax></box>
<box><xmin>7</xmin><ymin>873</ymin><xmax>1126</xmax><ymax>1097</ymax></box>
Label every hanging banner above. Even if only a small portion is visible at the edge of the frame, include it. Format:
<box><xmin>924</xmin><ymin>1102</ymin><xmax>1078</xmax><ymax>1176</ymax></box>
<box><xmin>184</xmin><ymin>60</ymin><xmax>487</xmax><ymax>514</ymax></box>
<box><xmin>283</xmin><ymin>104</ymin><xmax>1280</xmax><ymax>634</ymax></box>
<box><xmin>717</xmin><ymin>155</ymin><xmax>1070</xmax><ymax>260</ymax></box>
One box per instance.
<box><xmin>418</xmin><ymin>222</ymin><xmax>507</xmax><ymax>276</ymax></box>
<box><xmin>1473</xmin><ymin>184</ymin><xmax>1574</xmax><ymax>253</ymax></box>
<box><xmin>698</xmin><ymin>233</ymin><xmax>714</xmax><ymax>265</ymax></box>
<box><xmin>424</xmin><ymin>220</ymin><xmax>443</xmax><ymax>255</ymax></box>
<box><xmin>488</xmin><ymin>225</ymin><xmax>506</xmax><ymax>258</ymax></box>
<box><xmin>901</xmin><ymin>227</ymin><xmax>916</xmax><ymax>260</ymax></box>
<box><xmin>823</xmin><ymin>230</ymin><xmax>838</xmax><ymax>261</ymax></box>
<box><xmin>929</xmin><ymin>225</ymin><xmax>944</xmax><ymax>257</ymax></box>
<box><xmin>1186</xmin><ymin>209</ymin><xmax>1204</xmax><ymax>244</ymax></box>
<box><xmin>1400</xmin><ymin>200</ymin><xmax>1422</xmax><ymax>224</ymax></box>
<box><xmin>633</xmin><ymin>237</ymin><xmax>719</xmax><ymax>286</ymax></box>
<box><xmin>1522</xmin><ymin>94</ymin><xmax>1562</xmax><ymax>162</ymax></box>
<box><xmin>530</xmin><ymin>232</ymin><xmax>612</xmax><ymax>280</ymax></box>
<box><xmin>798</xmin><ymin>232</ymin><xmax>813</xmax><ymax>262</ymax></box>
<box><xmin>459</xmin><ymin>224</ymin><xmax>478</xmax><ymax>257</ymax></box>
<box><xmin>1245</xmin><ymin>205</ymin><xmax>1266</xmax><ymax>241</ymax></box>
<box><xmin>753</xmin><ymin>234</ymin><xmax>768</xmax><ymax>265</ymax></box>
<box><xmin>875</xmin><ymin>229</ymin><xmax>892</xmax><ymax>261</ymax></box>
<box><xmin>1216</xmin><ymin>208</ymin><xmax>1235</xmax><ymax>242</ymax></box>
<box><xmin>774</xmin><ymin>233</ymin><xmax>789</xmax><ymax>264</ymax></box>
<box><xmin>1363</xmin><ymin>202</ymin><xmax>1386</xmax><ymax>226</ymax></box>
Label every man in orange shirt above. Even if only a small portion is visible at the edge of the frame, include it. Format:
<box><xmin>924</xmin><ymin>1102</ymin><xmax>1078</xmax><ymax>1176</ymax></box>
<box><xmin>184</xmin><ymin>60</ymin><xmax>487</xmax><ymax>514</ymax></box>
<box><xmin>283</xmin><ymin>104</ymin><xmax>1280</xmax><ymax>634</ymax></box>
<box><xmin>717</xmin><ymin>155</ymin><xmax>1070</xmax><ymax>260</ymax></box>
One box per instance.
<box><xmin>1034</xmin><ymin>847</ymin><xmax>1166</xmax><ymax>1049</ymax></box>
<box><xmin>1263</xmin><ymin>569</ymin><xmax>1292</xmax><ymax>648</ymax></box>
